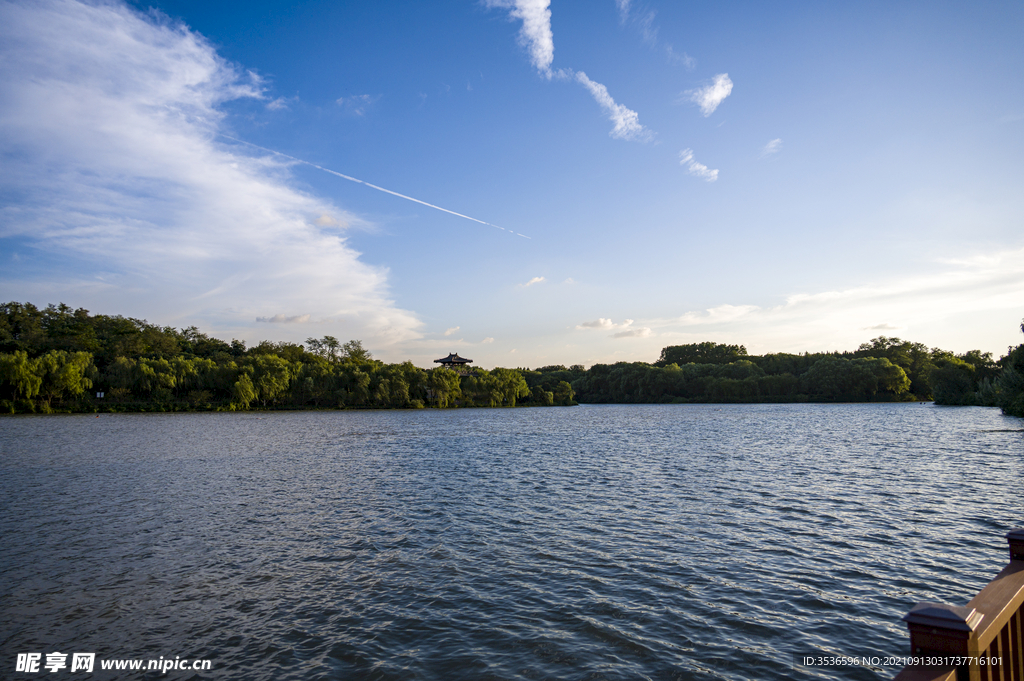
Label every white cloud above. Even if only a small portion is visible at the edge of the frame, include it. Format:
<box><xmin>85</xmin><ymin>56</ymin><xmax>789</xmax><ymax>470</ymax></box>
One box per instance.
<box><xmin>0</xmin><ymin>0</ymin><xmax>421</xmax><ymax>346</ymax></box>
<box><xmin>678</xmin><ymin>304</ymin><xmax>760</xmax><ymax>325</ymax></box>
<box><xmin>266</xmin><ymin>97</ymin><xmax>292</xmax><ymax>111</ymax></box>
<box><xmin>578</xmin><ymin>318</ymin><xmax>617</xmax><ymax>329</ymax></box>
<box><xmin>256</xmin><ymin>314</ymin><xmax>311</xmax><ymax>324</ymax></box>
<box><xmin>687</xmin><ymin>73</ymin><xmax>733</xmax><ymax>117</ymax></box>
<box><xmin>314</xmin><ymin>214</ymin><xmax>349</xmax><ymax>229</ymax></box>
<box><xmin>336</xmin><ymin>94</ymin><xmax>379</xmax><ymax>116</ymax></box>
<box><xmin>864</xmin><ymin>323</ymin><xmax>899</xmax><ymax>331</ymax></box>
<box><xmin>613</xmin><ymin>327</ymin><xmax>652</xmax><ymax>338</ymax></box>
<box><xmin>575</xmin><ymin>71</ymin><xmax>653</xmax><ymax>142</ymax></box>
<box><xmin>576</xmin><ymin>318</ymin><xmax>650</xmax><ymax>338</ymax></box>
<box><xmin>485</xmin><ymin>0</ymin><xmax>554</xmax><ymax>76</ymax></box>
<box><xmin>444</xmin><ymin>326</ymin><xmax>460</xmax><ymax>336</ymax></box>
<box><xmin>523</xmin><ymin>276</ymin><xmax>546</xmax><ymax>287</ymax></box>
<box><xmin>679</xmin><ymin>149</ymin><xmax>719</xmax><ymax>182</ymax></box>
<box><xmin>481</xmin><ymin>337</ymin><xmax>495</xmax><ymax>344</ymax></box>
<box><xmin>761</xmin><ymin>138</ymin><xmax>782</xmax><ymax>157</ymax></box>
<box><xmin>486</xmin><ymin>3</ymin><xmax>652</xmax><ymax>143</ymax></box>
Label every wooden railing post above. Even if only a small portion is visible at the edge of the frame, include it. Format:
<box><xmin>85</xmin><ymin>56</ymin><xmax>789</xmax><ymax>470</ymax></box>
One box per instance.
<box><xmin>895</xmin><ymin>528</ymin><xmax>1024</xmax><ymax>681</ymax></box>
<box><xmin>1007</xmin><ymin>529</ymin><xmax>1024</xmax><ymax>563</ymax></box>
<box><xmin>902</xmin><ymin>603</ymin><xmax>983</xmax><ymax>681</ymax></box>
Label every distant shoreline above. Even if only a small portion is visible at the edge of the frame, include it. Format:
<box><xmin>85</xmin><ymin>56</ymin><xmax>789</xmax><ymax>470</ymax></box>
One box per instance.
<box><xmin>2</xmin><ymin>303</ymin><xmax>1022</xmax><ymax>417</ymax></box>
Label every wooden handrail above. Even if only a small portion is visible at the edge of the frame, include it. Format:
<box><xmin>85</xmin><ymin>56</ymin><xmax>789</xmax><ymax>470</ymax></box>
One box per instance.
<box><xmin>895</xmin><ymin>529</ymin><xmax>1024</xmax><ymax>681</ymax></box>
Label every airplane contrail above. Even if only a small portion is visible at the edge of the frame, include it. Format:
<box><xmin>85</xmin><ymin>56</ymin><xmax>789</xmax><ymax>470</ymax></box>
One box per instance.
<box><xmin>219</xmin><ymin>134</ymin><xmax>531</xmax><ymax>239</ymax></box>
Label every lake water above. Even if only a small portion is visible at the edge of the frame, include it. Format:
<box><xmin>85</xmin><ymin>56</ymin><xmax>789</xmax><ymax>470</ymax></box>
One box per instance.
<box><xmin>1</xmin><ymin>403</ymin><xmax>1022</xmax><ymax>680</ymax></box>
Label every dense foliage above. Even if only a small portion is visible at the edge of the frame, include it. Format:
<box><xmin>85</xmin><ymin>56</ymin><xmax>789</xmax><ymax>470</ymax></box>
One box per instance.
<box><xmin>1</xmin><ymin>302</ymin><xmax>1021</xmax><ymax>416</ymax></box>
<box><xmin>576</xmin><ymin>332</ymin><xmax>1022</xmax><ymax>414</ymax></box>
<box><xmin>988</xmin><ymin>320</ymin><xmax>1024</xmax><ymax>418</ymax></box>
<box><xmin>0</xmin><ymin>302</ymin><xmax>573</xmax><ymax>413</ymax></box>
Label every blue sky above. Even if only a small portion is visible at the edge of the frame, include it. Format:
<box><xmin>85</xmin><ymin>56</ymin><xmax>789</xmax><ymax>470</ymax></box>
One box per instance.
<box><xmin>1</xmin><ymin>0</ymin><xmax>1022</xmax><ymax>367</ymax></box>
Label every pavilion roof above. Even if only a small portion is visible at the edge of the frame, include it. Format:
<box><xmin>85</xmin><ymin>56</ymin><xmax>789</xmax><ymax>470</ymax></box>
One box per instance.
<box><xmin>434</xmin><ymin>353</ymin><xmax>473</xmax><ymax>364</ymax></box>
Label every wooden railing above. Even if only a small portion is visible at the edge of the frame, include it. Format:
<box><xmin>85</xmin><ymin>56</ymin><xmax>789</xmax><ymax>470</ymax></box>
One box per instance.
<box><xmin>895</xmin><ymin>529</ymin><xmax>1024</xmax><ymax>681</ymax></box>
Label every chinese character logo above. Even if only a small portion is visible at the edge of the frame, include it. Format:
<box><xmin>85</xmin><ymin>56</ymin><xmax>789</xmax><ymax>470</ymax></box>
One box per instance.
<box><xmin>70</xmin><ymin>653</ymin><xmax>95</xmax><ymax>673</ymax></box>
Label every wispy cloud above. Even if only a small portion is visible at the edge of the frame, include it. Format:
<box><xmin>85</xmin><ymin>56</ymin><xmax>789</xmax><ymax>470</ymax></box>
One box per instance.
<box><xmin>314</xmin><ymin>214</ymin><xmax>349</xmax><ymax>229</ymax></box>
<box><xmin>686</xmin><ymin>73</ymin><xmax>733</xmax><ymax>117</ymax></box>
<box><xmin>577</xmin><ymin>318</ymin><xmax>623</xmax><ymax>330</ymax></box>
<box><xmin>615</xmin><ymin>1</ymin><xmax>694</xmax><ymax>69</ymax></box>
<box><xmin>481</xmin><ymin>337</ymin><xmax>495</xmax><ymax>344</ymax></box>
<box><xmin>633</xmin><ymin>8</ymin><xmax>658</xmax><ymax>45</ymax></box>
<box><xmin>665</xmin><ymin>45</ymin><xmax>696</xmax><ymax>69</ymax></box>
<box><xmin>576</xmin><ymin>318</ymin><xmax>652</xmax><ymax>338</ymax></box>
<box><xmin>761</xmin><ymin>138</ymin><xmax>782</xmax><ymax>157</ymax></box>
<box><xmin>613</xmin><ymin>0</ymin><xmax>655</xmax><ymax>45</ymax></box>
<box><xmin>613</xmin><ymin>327</ymin><xmax>652</xmax><ymax>338</ymax></box>
<box><xmin>486</xmin><ymin>2</ymin><xmax>652</xmax><ymax>143</ymax></box>
<box><xmin>522</xmin><ymin>276</ymin><xmax>546</xmax><ymax>287</ymax></box>
<box><xmin>266</xmin><ymin>96</ymin><xmax>296</xmax><ymax>111</ymax></box>
<box><xmin>615</xmin><ymin>0</ymin><xmax>631</xmax><ymax>22</ymax></box>
<box><xmin>679</xmin><ymin>149</ymin><xmax>718</xmax><ymax>182</ymax></box>
<box><xmin>0</xmin><ymin>0</ymin><xmax>421</xmax><ymax>346</ymax></box>
<box><xmin>444</xmin><ymin>326</ymin><xmax>460</xmax><ymax>336</ymax></box>
<box><xmin>256</xmin><ymin>314</ymin><xmax>311</xmax><ymax>324</ymax></box>
<box><xmin>575</xmin><ymin>71</ymin><xmax>653</xmax><ymax>142</ymax></box>
<box><xmin>336</xmin><ymin>94</ymin><xmax>379</xmax><ymax>116</ymax></box>
<box><xmin>864</xmin><ymin>323</ymin><xmax>899</xmax><ymax>331</ymax></box>
<box><xmin>678</xmin><ymin>304</ymin><xmax>759</xmax><ymax>325</ymax></box>
<box><xmin>485</xmin><ymin>0</ymin><xmax>554</xmax><ymax>76</ymax></box>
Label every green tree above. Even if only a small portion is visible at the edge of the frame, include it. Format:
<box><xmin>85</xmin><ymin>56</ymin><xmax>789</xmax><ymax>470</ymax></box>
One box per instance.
<box><xmin>293</xmin><ymin>356</ymin><xmax>333</xmax><ymax>406</ymax></box>
<box><xmin>803</xmin><ymin>357</ymin><xmax>852</xmax><ymax>400</ymax></box>
<box><xmin>179</xmin><ymin>326</ymin><xmax>232</xmax><ymax>358</ymax></box>
<box><xmin>0</xmin><ymin>351</ymin><xmax>42</xmax><ymax>400</ymax></box>
<box><xmin>428</xmin><ymin>367</ymin><xmax>462</xmax><ymax>408</ymax></box>
<box><xmin>232</xmin><ymin>373</ymin><xmax>257</xmax><ymax>410</ymax></box>
<box><xmin>36</xmin><ymin>350</ymin><xmax>94</xmax><ymax>407</ymax></box>
<box><xmin>342</xmin><ymin>340</ymin><xmax>373</xmax><ymax>364</ymax></box>
<box><xmin>0</xmin><ymin>302</ymin><xmax>46</xmax><ymax>354</ymax></box>
<box><xmin>930</xmin><ymin>359</ymin><xmax>976</xmax><ymax>405</ymax></box>
<box><xmin>957</xmin><ymin>349</ymin><xmax>999</xmax><ymax>383</ymax></box>
<box><xmin>855</xmin><ymin>337</ymin><xmax>935</xmax><ymax>397</ymax></box>
<box><xmin>247</xmin><ymin>355</ymin><xmax>293</xmax><ymax>406</ymax></box>
<box><xmin>250</xmin><ymin>340</ymin><xmax>307</xmax><ymax>363</ymax></box>
<box><xmin>530</xmin><ymin>384</ymin><xmax>554</xmax><ymax>406</ymax></box>
<box><xmin>305</xmin><ymin>336</ymin><xmax>341</xmax><ymax>362</ymax></box>
<box><xmin>490</xmin><ymin>368</ymin><xmax>529</xmax><ymax>406</ymax></box>
<box><xmin>655</xmin><ymin>342</ymin><xmax>748</xmax><ymax>367</ymax></box>
<box><xmin>553</xmin><ymin>380</ymin><xmax>575</xmax><ymax>405</ymax></box>
<box><xmin>995</xmin><ymin>319</ymin><xmax>1024</xmax><ymax>417</ymax></box>
<box><xmin>340</xmin><ymin>367</ymin><xmax>371</xmax><ymax>406</ymax></box>
<box><xmin>850</xmin><ymin>357</ymin><xmax>911</xmax><ymax>399</ymax></box>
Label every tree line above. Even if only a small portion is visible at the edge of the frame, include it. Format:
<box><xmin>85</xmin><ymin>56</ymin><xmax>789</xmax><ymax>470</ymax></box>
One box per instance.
<box><xmin>573</xmin><ymin>329</ymin><xmax>1024</xmax><ymax>417</ymax></box>
<box><xmin>1</xmin><ymin>302</ymin><xmax>1021</xmax><ymax>417</ymax></box>
<box><xmin>0</xmin><ymin>302</ymin><xmax>574</xmax><ymax>413</ymax></box>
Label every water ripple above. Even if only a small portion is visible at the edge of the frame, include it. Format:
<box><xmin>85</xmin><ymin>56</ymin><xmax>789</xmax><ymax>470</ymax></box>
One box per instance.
<box><xmin>1</xmin><ymin>403</ymin><xmax>1022</xmax><ymax>680</ymax></box>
